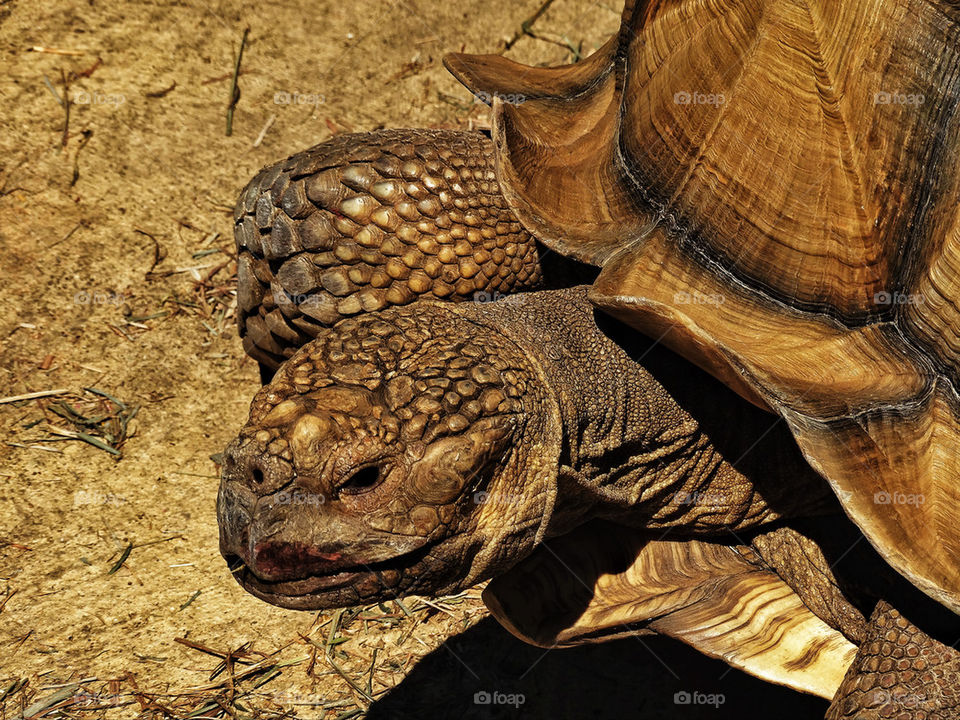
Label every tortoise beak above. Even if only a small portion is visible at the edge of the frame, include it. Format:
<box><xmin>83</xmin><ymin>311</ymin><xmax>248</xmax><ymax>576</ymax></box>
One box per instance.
<box><xmin>218</xmin><ymin>473</ymin><xmax>427</xmax><ymax>579</ymax></box>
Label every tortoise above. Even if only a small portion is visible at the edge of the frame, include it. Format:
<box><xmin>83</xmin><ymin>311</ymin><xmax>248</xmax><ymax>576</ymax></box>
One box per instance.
<box><xmin>218</xmin><ymin>0</ymin><xmax>960</xmax><ymax>716</ymax></box>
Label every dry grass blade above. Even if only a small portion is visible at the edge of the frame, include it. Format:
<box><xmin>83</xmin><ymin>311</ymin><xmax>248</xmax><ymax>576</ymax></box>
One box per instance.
<box><xmin>502</xmin><ymin>0</ymin><xmax>559</xmax><ymax>50</ymax></box>
<box><xmin>179</xmin><ymin>590</ymin><xmax>202</xmax><ymax>611</ymax></box>
<box><xmin>324</xmin><ymin>655</ymin><xmax>373</xmax><ymax>705</ymax></box>
<box><xmin>325</xmin><ymin>608</ymin><xmax>345</xmax><ymax>653</ymax></box>
<box><xmin>225</xmin><ymin>27</ymin><xmax>250</xmax><ymax>136</ymax></box>
<box><xmin>0</xmin><ymin>593</ymin><xmax>493</xmax><ymax>718</ymax></box>
<box><xmin>15</xmin><ymin>387</ymin><xmax>140</xmax><ymax>457</ymax></box>
<box><xmin>174</xmin><ymin>637</ymin><xmax>258</xmax><ymax>664</ymax></box>
<box><xmin>157</xmin><ymin>251</ymin><xmax>237</xmax><ymax>338</ymax></box>
<box><xmin>29</xmin><ymin>46</ymin><xmax>85</xmax><ymax>55</ymax></box>
<box><xmin>107</xmin><ymin>542</ymin><xmax>133</xmax><ymax>574</ymax></box>
<box><xmin>45</xmin><ymin>426</ymin><xmax>121</xmax><ymax>456</ymax></box>
<box><xmin>15</xmin><ymin>683</ymin><xmax>79</xmax><ymax>719</ymax></box>
<box><xmin>0</xmin><ymin>679</ymin><xmax>28</xmax><ymax>704</ymax></box>
<box><xmin>0</xmin><ymin>389</ymin><xmax>70</xmax><ymax>405</ymax></box>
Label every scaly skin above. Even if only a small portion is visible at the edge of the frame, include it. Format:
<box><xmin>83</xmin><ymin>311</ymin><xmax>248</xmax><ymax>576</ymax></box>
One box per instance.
<box><xmin>218</xmin><ymin>286</ymin><xmax>834</xmax><ymax>609</ymax></box>
<box><xmin>234</xmin><ymin>129</ymin><xmax>544</xmax><ymax>375</ymax></box>
<box><xmin>749</xmin><ymin>523</ymin><xmax>870</xmax><ymax>644</ymax></box>
<box><xmin>826</xmin><ymin>602</ymin><xmax>960</xmax><ymax>719</ymax></box>
<box><xmin>746</xmin><ymin>521</ymin><xmax>960</xmax><ymax>718</ymax></box>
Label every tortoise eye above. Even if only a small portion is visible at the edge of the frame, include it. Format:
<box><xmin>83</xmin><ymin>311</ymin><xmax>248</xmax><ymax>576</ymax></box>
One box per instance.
<box><xmin>338</xmin><ymin>465</ymin><xmax>383</xmax><ymax>496</ymax></box>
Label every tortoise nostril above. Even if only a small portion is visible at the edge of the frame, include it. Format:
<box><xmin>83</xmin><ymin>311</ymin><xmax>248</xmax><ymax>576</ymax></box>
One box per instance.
<box><xmin>338</xmin><ymin>465</ymin><xmax>382</xmax><ymax>496</ymax></box>
<box><xmin>251</xmin><ymin>467</ymin><xmax>264</xmax><ymax>485</ymax></box>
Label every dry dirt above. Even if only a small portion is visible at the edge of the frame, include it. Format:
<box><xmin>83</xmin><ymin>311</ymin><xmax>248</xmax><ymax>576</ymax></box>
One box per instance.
<box><xmin>0</xmin><ymin>1</ymin><xmax>829</xmax><ymax>718</ymax></box>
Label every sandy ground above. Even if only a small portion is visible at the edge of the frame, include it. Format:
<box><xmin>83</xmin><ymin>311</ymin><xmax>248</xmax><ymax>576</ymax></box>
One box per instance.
<box><xmin>0</xmin><ymin>0</ymin><xmax>829</xmax><ymax>717</ymax></box>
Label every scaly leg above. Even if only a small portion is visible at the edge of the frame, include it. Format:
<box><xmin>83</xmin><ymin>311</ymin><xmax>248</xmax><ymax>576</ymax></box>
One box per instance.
<box><xmin>234</xmin><ymin>129</ymin><xmax>544</xmax><ymax>376</ymax></box>
<box><xmin>826</xmin><ymin>601</ymin><xmax>960</xmax><ymax>719</ymax></box>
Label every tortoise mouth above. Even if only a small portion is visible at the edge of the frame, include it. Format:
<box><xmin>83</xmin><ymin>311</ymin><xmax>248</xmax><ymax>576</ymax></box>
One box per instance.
<box><xmin>223</xmin><ymin>543</ymin><xmax>432</xmax><ymax>610</ymax></box>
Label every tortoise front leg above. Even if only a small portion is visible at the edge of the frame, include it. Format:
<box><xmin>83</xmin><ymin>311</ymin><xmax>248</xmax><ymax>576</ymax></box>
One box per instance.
<box><xmin>233</xmin><ymin>129</ymin><xmax>544</xmax><ymax>379</ymax></box>
<box><xmin>826</xmin><ymin>601</ymin><xmax>960</xmax><ymax>719</ymax></box>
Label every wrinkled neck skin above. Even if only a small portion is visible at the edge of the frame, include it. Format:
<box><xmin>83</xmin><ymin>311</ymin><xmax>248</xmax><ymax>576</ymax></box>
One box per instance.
<box><xmin>461</xmin><ymin>286</ymin><xmax>836</xmax><ymax>541</ymax></box>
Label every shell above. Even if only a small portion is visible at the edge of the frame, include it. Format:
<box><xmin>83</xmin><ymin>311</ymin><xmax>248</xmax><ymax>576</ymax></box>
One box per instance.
<box><xmin>446</xmin><ymin>0</ymin><xmax>960</xmax><ymax>614</ymax></box>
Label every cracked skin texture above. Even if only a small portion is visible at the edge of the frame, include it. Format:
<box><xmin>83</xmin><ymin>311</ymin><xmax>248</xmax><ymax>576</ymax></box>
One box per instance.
<box><xmin>219</xmin><ymin>297</ymin><xmax>552</xmax><ymax>609</ymax></box>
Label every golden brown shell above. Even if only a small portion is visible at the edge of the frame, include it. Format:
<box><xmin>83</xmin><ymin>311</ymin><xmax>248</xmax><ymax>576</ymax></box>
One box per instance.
<box><xmin>445</xmin><ymin>0</ymin><xmax>960</xmax><ymax>613</ymax></box>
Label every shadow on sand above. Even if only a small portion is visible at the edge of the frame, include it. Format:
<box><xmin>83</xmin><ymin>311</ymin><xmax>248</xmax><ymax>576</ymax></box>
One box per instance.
<box><xmin>367</xmin><ymin>616</ymin><xmax>828</xmax><ymax>720</ymax></box>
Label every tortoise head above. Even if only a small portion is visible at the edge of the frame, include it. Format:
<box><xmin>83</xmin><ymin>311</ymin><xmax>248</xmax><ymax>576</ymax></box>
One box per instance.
<box><xmin>217</xmin><ymin>303</ymin><xmax>559</xmax><ymax>609</ymax></box>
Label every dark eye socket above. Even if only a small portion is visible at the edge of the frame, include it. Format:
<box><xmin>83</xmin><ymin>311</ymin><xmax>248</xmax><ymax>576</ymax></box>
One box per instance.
<box><xmin>338</xmin><ymin>465</ymin><xmax>383</xmax><ymax>496</ymax></box>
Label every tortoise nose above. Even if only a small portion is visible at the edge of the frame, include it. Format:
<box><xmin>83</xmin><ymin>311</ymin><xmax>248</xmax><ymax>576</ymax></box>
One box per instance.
<box><xmin>217</xmin><ymin>478</ymin><xmax>251</xmax><ymax>560</ymax></box>
<box><xmin>221</xmin><ymin>438</ymin><xmax>294</xmax><ymax>497</ymax></box>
